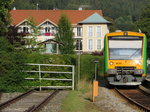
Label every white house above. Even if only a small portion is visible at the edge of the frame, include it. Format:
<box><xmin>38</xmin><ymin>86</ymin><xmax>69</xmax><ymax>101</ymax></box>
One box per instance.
<box><xmin>10</xmin><ymin>9</ymin><xmax>110</xmax><ymax>53</ymax></box>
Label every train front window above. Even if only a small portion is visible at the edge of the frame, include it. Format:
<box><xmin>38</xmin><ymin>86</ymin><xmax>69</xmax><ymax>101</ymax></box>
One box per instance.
<box><xmin>108</xmin><ymin>37</ymin><xmax>143</xmax><ymax>60</ymax></box>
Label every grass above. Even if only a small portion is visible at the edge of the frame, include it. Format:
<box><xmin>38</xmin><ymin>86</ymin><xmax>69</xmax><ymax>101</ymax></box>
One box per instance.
<box><xmin>60</xmin><ymin>79</ymin><xmax>102</xmax><ymax>112</ymax></box>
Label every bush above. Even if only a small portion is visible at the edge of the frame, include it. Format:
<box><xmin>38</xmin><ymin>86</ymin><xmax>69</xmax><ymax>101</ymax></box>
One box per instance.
<box><xmin>0</xmin><ymin>38</ymin><xmax>104</xmax><ymax>91</ymax></box>
<box><xmin>26</xmin><ymin>53</ymin><xmax>104</xmax><ymax>89</ymax></box>
<box><xmin>0</xmin><ymin>37</ymin><xmax>27</xmax><ymax>92</ymax></box>
<box><xmin>91</xmin><ymin>51</ymin><xmax>103</xmax><ymax>56</ymax></box>
<box><xmin>26</xmin><ymin>53</ymin><xmax>76</xmax><ymax>65</ymax></box>
<box><xmin>80</xmin><ymin>54</ymin><xmax>104</xmax><ymax>80</ymax></box>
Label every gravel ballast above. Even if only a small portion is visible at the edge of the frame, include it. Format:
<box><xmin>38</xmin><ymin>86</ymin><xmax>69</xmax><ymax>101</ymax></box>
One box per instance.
<box><xmin>0</xmin><ymin>93</ymin><xmax>22</xmax><ymax>104</ymax></box>
<box><xmin>39</xmin><ymin>90</ymin><xmax>69</xmax><ymax>112</ymax></box>
<box><xmin>0</xmin><ymin>91</ymin><xmax>69</xmax><ymax>112</ymax></box>
<box><xmin>94</xmin><ymin>87</ymin><xmax>143</xmax><ymax>112</ymax></box>
<box><xmin>94</xmin><ymin>77</ymin><xmax>143</xmax><ymax>112</ymax></box>
<box><xmin>0</xmin><ymin>84</ymin><xmax>145</xmax><ymax>112</ymax></box>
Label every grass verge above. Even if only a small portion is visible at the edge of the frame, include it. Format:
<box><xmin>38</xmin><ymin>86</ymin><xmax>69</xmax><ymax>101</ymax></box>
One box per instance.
<box><xmin>60</xmin><ymin>80</ymin><xmax>102</xmax><ymax>112</ymax></box>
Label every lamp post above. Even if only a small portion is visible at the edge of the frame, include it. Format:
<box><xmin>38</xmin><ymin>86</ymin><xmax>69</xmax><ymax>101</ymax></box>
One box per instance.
<box><xmin>78</xmin><ymin>40</ymin><xmax>82</xmax><ymax>91</ymax></box>
<box><xmin>93</xmin><ymin>60</ymin><xmax>99</xmax><ymax>81</ymax></box>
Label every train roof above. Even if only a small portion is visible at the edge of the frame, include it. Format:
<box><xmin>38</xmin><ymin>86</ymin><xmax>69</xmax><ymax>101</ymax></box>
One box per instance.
<box><xmin>106</xmin><ymin>31</ymin><xmax>145</xmax><ymax>37</ymax></box>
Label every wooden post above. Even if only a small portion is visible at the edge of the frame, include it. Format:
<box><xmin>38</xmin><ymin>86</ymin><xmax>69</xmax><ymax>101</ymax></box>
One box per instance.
<box><xmin>92</xmin><ymin>80</ymin><xmax>98</xmax><ymax>102</ymax></box>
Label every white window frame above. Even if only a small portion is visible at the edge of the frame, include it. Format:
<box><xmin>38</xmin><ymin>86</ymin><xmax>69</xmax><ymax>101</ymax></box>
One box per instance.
<box><xmin>97</xmin><ymin>39</ymin><xmax>101</xmax><ymax>50</ymax></box>
<box><xmin>88</xmin><ymin>39</ymin><xmax>93</xmax><ymax>50</ymax></box>
<box><xmin>77</xmin><ymin>27</ymin><xmax>82</xmax><ymax>36</ymax></box>
<box><xmin>88</xmin><ymin>26</ymin><xmax>93</xmax><ymax>37</ymax></box>
<box><xmin>96</xmin><ymin>26</ymin><xmax>101</xmax><ymax>37</ymax></box>
<box><xmin>45</xmin><ymin>27</ymin><xmax>50</xmax><ymax>33</ymax></box>
<box><xmin>23</xmin><ymin>26</ymin><xmax>29</xmax><ymax>33</ymax></box>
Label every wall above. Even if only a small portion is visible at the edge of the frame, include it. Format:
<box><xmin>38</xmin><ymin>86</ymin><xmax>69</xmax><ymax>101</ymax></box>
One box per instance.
<box><xmin>82</xmin><ymin>24</ymin><xmax>109</xmax><ymax>53</ymax></box>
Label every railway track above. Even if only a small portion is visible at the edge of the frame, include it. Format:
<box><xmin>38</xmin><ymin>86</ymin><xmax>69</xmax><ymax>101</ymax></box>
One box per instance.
<box><xmin>115</xmin><ymin>87</ymin><xmax>150</xmax><ymax>112</ymax></box>
<box><xmin>0</xmin><ymin>90</ymin><xmax>59</xmax><ymax>112</ymax></box>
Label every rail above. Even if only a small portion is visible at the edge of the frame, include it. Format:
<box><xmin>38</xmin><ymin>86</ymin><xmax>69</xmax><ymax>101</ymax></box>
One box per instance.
<box><xmin>0</xmin><ymin>90</ymin><xmax>59</xmax><ymax>112</ymax></box>
<box><xmin>115</xmin><ymin>88</ymin><xmax>150</xmax><ymax>111</ymax></box>
<box><xmin>24</xmin><ymin>90</ymin><xmax>59</xmax><ymax>112</ymax></box>
<box><xmin>24</xmin><ymin>63</ymin><xmax>75</xmax><ymax>90</ymax></box>
<box><xmin>0</xmin><ymin>89</ymin><xmax>34</xmax><ymax>110</ymax></box>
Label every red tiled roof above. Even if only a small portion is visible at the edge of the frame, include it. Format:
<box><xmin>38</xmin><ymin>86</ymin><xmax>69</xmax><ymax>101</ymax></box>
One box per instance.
<box><xmin>10</xmin><ymin>10</ymin><xmax>103</xmax><ymax>26</ymax></box>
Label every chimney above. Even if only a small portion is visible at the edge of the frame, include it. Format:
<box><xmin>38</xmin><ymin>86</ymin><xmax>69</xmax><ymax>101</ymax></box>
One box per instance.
<box><xmin>13</xmin><ymin>7</ymin><xmax>16</xmax><ymax>10</ymax></box>
<box><xmin>78</xmin><ymin>7</ymin><xmax>82</xmax><ymax>10</ymax></box>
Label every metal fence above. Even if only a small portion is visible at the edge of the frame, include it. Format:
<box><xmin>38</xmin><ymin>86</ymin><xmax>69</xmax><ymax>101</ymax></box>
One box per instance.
<box><xmin>24</xmin><ymin>63</ymin><xmax>75</xmax><ymax>90</ymax></box>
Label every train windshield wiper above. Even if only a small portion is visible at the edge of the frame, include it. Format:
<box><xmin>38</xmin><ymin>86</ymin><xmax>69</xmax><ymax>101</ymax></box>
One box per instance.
<box><xmin>129</xmin><ymin>48</ymin><xmax>140</xmax><ymax>59</ymax></box>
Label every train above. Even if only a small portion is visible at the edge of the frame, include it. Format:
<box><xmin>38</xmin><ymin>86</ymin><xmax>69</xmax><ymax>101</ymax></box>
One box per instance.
<box><xmin>104</xmin><ymin>31</ymin><xmax>147</xmax><ymax>86</ymax></box>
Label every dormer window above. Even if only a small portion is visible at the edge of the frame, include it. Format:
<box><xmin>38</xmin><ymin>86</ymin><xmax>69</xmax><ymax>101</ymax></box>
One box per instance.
<box><xmin>52</xmin><ymin>27</ymin><xmax>55</xmax><ymax>30</ymax></box>
<box><xmin>23</xmin><ymin>27</ymin><xmax>29</xmax><ymax>33</ymax></box>
<box><xmin>45</xmin><ymin>27</ymin><xmax>50</xmax><ymax>33</ymax></box>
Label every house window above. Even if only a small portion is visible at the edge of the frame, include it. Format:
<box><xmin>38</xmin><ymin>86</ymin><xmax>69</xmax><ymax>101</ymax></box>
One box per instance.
<box><xmin>51</xmin><ymin>27</ymin><xmax>56</xmax><ymax>35</ymax></box>
<box><xmin>23</xmin><ymin>27</ymin><xmax>29</xmax><ymax>33</ymax></box>
<box><xmin>52</xmin><ymin>27</ymin><xmax>55</xmax><ymax>30</ymax></box>
<box><xmin>45</xmin><ymin>27</ymin><xmax>50</xmax><ymax>33</ymax></box>
<box><xmin>97</xmin><ymin>26</ymin><xmax>101</xmax><ymax>37</ymax></box>
<box><xmin>97</xmin><ymin>39</ymin><xmax>101</xmax><ymax>50</ymax></box>
<box><xmin>76</xmin><ymin>40</ymin><xmax>82</xmax><ymax>50</ymax></box>
<box><xmin>77</xmin><ymin>27</ymin><xmax>82</xmax><ymax>36</ymax></box>
<box><xmin>88</xmin><ymin>39</ymin><xmax>93</xmax><ymax>50</ymax></box>
<box><xmin>88</xmin><ymin>26</ymin><xmax>93</xmax><ymax>37</ymax></box>
<box><xmin>18</xmin><ymin>27</ymin><xmax>22</xmax><ymax>33</ymax></box>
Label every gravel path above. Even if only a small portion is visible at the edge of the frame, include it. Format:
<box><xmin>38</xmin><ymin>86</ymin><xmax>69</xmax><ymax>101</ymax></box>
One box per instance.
<box><xmin>94</xmin><ymin>77</ymin><xmax>143</xmax><ymax>112</ymax></box>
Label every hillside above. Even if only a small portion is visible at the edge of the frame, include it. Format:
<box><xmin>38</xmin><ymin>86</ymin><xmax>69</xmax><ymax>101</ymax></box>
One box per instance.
<box><xmin>12</xmin><ymin>0</ymin><xmax>148</xmax><ymax>20</ymax></box>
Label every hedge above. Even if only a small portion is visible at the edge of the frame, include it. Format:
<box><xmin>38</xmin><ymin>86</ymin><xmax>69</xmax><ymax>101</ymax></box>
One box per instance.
<box><xmin>25</xmin><ymin>53</ymin><xmax>104</xmax><ymax>89</ymax></box>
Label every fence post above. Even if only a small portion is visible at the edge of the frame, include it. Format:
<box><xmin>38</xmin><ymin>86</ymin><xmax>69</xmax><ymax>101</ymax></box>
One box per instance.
<box><xmin>39</xmin><ymin>64</ymin><xmax>41</xmax><ymax>91</ymax></box>
<box><xmin>72</xmin><ymin>66</ymin><xmax>75</xmax><ymax>90</ymax></box>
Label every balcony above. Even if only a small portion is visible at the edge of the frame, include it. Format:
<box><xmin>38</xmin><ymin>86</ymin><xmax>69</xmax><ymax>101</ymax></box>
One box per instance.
<box><xmin>24</xmin><ymin>32</ymin><xmax>55</xmax><ymax>42</ymax></box>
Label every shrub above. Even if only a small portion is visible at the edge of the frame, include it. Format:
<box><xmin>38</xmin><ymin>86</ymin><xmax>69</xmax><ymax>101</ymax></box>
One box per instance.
<box><xmin>26</xmin><ymin>53</ymin><xmax>104</xmax><ymax>89</ymax></box>
<box><xmin>0</xmin><ymin>37</ymin><xmax>27</xmax><ymax>92</ymax></box>
<box><xmin>91</xmin><ymin>51</ymin><xmax>103</xmax><ymax>56</ymax></box>
<box><xmin>80</xmin><ymin>54</ymin><xmax>104</xmax><ymax>80</ymax></box>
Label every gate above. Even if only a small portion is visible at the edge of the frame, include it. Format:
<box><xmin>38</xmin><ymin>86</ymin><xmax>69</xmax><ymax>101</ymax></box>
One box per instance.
<box><xmin>24</xmin><ymin>63</ymin><xmax>75</xmax><ymax>90</ymax></box>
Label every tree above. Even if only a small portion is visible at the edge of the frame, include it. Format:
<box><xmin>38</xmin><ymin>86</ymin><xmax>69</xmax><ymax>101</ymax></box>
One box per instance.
<box><xmin>114</xmin><ymin>16</ymin><xmax>137</xmax><ymax>31</ymax></box>
<box><xmin>136</xmin><ymin>4</ymin><xmax>150</xmax><ymax>39</ymax></box>
<box><xmin>12</xmin><ymin>0</ymin><xmax>36</xmax><ymax>9</ymax></box>
<box><xmin>104</xmin><ymin>16</ymin><xmax>116</xmax><ymax>32</ymax></box>
<box><xmin>0</xmin><ymin>37</ymin><xmax>27</xmax><ymax>92</ymax></box>
<box><xmin>55</xmin><ymin>14</ymin><xmax>75</xmax><ymax>54</ymax></box>
<box><xmin>0</xmin><ymin>0</ymin><xmax>14</xmax><ymax>36</ymax></box>
<box><xmin>24</xmin><ymin>17</ymin><xmax>45</xmax><ymax>53</ymax></box>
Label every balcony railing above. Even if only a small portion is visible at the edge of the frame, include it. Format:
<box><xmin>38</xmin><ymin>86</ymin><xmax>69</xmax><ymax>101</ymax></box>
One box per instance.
<box><xmin>43</xmin><ymin>32</ymin><xmax>54</xmax><ymax>36</ymax></box>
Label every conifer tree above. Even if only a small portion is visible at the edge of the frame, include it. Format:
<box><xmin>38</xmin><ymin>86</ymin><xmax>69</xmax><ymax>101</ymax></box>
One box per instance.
<box><xmin>136</xmin><ymin>4</ymin><xmax>150</xmax><ymax>39</ymax></box>
<box><xmin>0</xmin><ymin>0</ymin><xmax>14</xmax><ymax>36</ymax></box>
<box><xmin>55</xmin><ymin>14</ymin><xmax>75</xmax><ymax>54</ymax></box>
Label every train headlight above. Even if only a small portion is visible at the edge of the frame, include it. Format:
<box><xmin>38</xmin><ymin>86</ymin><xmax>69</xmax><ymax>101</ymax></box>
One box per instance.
<box><xmin>138</xmin><ymin>62</ymin><xmax>142</xmax><ymax>65</ymax></box>
<box><xmin>107</xmin><ymin>69</ymin><xmax>117</xmax><ymax>74</ymax></box>
<box><xmin>134</xmin><ymin>69</ymin><xmax>144</xmax><ymax>74</ymax></box>
<box><xmin>109</xmin><ymin>62</ymin><xmax>113</xmax><ymax>65</ymax></box>
<box><xmin>135</xmin><ymin>60</ymin><xmax>142</xmax><ymax>65</ymax></box>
